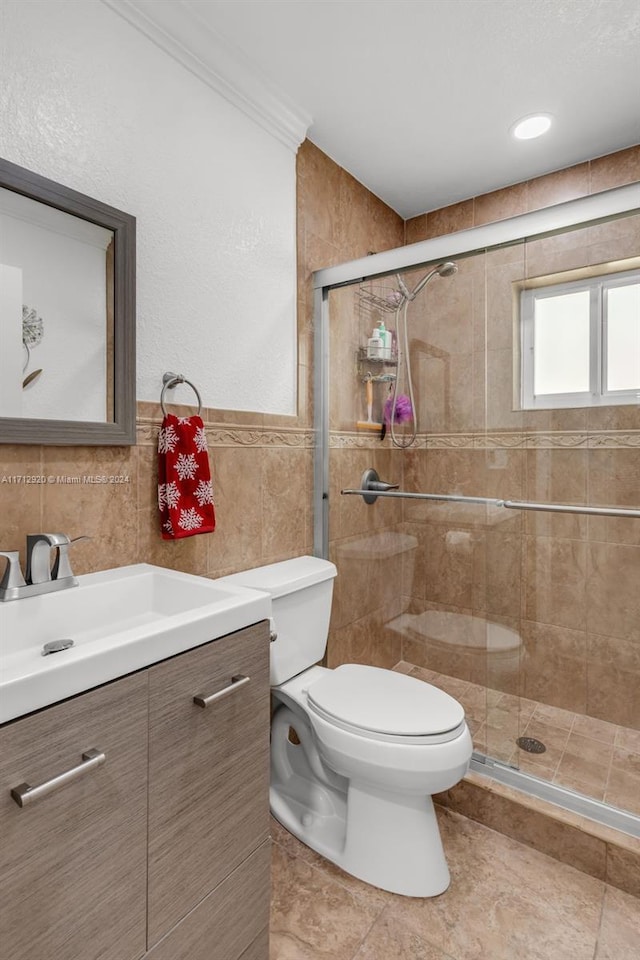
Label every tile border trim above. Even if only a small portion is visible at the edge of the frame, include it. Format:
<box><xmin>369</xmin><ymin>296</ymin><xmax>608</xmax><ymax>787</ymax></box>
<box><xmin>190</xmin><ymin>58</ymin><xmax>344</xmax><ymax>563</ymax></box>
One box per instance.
<box><xmin>329</xmin><ymin>430</ymin><xmax>640</xmax><ymax>450</ymax></box>
<box><xmin>136</xmin><ymin>417</ymin><xmax>313</xmax><ymax>448</ymax></box>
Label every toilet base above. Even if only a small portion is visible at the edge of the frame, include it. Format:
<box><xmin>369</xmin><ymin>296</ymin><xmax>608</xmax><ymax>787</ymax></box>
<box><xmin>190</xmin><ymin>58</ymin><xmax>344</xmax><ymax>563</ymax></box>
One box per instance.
<box><xmin>271</xmin><ymin>780</ymin><xmax>450</xmax><ymax>897</ymax></box>
<box><xmin>270</xmin><ymin>702</ymin><xmax>452</xmax><ymax>897</ymax></box>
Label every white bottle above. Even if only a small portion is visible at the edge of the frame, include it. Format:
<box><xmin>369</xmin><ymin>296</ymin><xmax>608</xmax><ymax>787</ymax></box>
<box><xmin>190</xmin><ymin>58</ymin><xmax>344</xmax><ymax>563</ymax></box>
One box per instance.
<box><xmin>367</xmin><ymin>328</ymin><xmax>383</xmax><ymax>359</ymax></box>
<box><xmin>377</xmin><ymin>321</ymin><xmax>392</xmax><ymax>360</ymax></box>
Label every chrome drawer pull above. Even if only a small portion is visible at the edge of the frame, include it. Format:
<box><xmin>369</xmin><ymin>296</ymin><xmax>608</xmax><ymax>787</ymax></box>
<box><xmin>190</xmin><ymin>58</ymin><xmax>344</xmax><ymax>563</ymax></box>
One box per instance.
<box><xmin>193</xmin><ymin>675</ymin><xmax>250</xmax><ymax>709</ymax></box>
<box><xmin>10</xmin><ymin>748</ymin><xmax>106</xmax><ymax>808</ymax></box>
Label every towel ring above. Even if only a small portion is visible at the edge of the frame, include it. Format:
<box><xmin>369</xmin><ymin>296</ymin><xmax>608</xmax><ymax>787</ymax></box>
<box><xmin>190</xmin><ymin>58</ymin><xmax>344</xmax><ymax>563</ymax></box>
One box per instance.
<box><xmin>160</xmin><ymin>372</ymin><xmax>203</xmax><ymax>416</ymax></box>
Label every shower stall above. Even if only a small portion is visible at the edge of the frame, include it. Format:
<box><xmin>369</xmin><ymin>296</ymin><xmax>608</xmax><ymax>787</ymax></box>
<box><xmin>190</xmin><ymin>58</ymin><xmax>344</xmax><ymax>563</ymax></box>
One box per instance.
<box><xmin>313</xmin><ymin>183</ymin><xmax>640</xmax><ymax>837</ymax></box>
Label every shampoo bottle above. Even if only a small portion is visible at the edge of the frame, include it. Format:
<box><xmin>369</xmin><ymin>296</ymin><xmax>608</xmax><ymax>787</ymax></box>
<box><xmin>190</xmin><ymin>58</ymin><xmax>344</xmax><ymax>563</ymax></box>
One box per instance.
<box><xmin>377</xmin><ymin>321</ymin><xmax>392</xmax><ymax>360</ymax></box>
<box><xmin>367</xmin><ymin>327</ymin><xmax>383</xmax><ymax>359</ymax></box>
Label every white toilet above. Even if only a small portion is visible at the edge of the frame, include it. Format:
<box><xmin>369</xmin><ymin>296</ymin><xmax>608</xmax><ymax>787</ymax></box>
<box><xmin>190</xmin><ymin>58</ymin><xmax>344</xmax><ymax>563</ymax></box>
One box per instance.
<box><xmin>222</xmin><ymin>555</ymin><xmax>472</xmax><ymax>897</ymax></box>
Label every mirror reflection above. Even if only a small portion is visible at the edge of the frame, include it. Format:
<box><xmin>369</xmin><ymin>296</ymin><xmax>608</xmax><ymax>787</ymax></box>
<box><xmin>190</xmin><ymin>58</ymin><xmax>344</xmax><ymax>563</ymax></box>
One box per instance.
<box><xmin>0</xmin><ymin>187</ymin><xmax>115</xmax><ymax>422</ymax></box>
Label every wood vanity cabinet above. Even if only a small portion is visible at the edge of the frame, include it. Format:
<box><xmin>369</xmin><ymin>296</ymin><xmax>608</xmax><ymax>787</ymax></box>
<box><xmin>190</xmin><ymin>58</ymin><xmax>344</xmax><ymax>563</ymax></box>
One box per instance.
<box><xmin>0</xmin><ymin>620</ymin><xmax>271</xmax><ymax>960</ymax></box>
<box><xmin>0</xmin><ymin>671</ymin><xmax>149</xmax><ymax>960</ymax></box>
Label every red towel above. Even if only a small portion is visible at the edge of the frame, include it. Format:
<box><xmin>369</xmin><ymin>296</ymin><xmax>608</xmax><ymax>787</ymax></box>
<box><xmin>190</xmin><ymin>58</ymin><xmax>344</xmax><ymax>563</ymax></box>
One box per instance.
<box><xmin>157</xmin><ymin>414</ymin><xmax>216</xmax><ymax>539</ymax></box>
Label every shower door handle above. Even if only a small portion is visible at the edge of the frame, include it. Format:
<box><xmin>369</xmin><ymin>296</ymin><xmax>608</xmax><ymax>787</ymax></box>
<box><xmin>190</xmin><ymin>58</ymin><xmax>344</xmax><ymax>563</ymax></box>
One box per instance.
<box><xmin>360</xmin><ymin>468</ymin><xmax>399</xmax><ymax>503</ymax></box>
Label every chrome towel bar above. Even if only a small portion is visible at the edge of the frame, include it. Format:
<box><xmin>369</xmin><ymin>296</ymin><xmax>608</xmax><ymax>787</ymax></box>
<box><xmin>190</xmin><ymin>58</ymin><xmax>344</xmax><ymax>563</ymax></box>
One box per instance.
<box><xmin>341</xmin><ymin>469</ymin><xmax>640</xmax><ymax>519</ymax></box>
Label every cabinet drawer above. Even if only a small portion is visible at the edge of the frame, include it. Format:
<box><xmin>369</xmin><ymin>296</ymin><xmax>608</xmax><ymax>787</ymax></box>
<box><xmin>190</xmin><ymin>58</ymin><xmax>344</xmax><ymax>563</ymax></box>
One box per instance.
<box><xmin>147</xmin><ymin>621</ymin><xmax>270</xmax><ymax>944</ymax></box>
<box><xmin>0</xmin><ymin>671</ymin><xmax>148</xmax><ymax>960</ymax></box>
<box><xmin>146</xmin><ymin>839</ymin><xmax>270</xmax><ymax>960</ymax></box>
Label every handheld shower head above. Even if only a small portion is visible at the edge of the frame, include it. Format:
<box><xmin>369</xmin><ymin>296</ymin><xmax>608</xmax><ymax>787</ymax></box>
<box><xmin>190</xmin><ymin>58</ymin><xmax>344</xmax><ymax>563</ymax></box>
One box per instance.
<box><xmin>436</xmin><ymin>261</ymin><xmax>458</xmax><ymax>277</ymax></box>
<box><xmin>394</xmin><ymin>263</ymin><xmax>457</xmax><ymax>302</ymax></box>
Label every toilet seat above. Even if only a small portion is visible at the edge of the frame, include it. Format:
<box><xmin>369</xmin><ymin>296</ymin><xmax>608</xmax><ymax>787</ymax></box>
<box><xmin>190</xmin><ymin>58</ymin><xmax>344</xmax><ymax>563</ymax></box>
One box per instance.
<box><xmin>306</xmin><ymin>664</ymin><xmax>466</xmax><ymax>745</ymax></box>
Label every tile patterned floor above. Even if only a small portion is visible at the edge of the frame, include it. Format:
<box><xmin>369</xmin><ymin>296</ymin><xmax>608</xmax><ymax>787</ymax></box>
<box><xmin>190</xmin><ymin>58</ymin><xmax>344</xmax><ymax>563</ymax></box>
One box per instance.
<box><xmin>395</xmin><ymin>662</ymin><xmax>640</xmax><ymax>817</ymax></box>
<box><xmin>269</xmin><ymin>811</ymin><xmax>640</xmax><ymax>960</ymax></box>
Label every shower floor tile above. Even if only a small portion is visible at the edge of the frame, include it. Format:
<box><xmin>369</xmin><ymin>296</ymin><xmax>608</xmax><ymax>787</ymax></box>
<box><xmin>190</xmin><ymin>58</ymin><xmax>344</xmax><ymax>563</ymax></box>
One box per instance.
<box><xmin>269</xmin><ymin>811</ymin><xmax>640</xmax><ymax>960</ymax></box>
<box><xmin>397</xmin><ymin>662</ymin><xmax>640</xmax><ymax>817</ymax></box>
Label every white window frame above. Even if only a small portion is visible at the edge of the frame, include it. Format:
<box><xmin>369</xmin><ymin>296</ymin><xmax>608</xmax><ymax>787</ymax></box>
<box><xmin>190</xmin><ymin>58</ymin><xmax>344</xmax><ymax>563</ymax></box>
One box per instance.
<box><xmin>521</xmin><ymin>267</ymin><xmax>640</xmax><ymax>410</ymax></box>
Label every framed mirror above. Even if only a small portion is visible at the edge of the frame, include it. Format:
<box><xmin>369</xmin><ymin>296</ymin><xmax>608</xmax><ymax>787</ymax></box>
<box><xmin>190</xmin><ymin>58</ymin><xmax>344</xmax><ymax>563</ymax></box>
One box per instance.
<box><xmin>0</xmin><ymin>157</ymin><xmax>136</xmax><ymax>444</ymax></box>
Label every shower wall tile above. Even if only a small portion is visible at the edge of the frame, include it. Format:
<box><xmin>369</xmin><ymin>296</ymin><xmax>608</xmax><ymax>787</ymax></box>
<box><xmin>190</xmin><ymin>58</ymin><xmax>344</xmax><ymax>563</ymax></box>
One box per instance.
<box><xmin>587</xmin><ymin>632</ymin><xmax>640</xmax><ymax>676</ymax></box>
<box><xmin>403</xmin><ymin>214</ymin><xmax>426</xmax><ymax>245</ymax></box>
<box><xmin>368</xmin><ymin>190</ymin><xmax>406</xmax><ymax>254</ymax></box>
<box><xmin>329</xmin><ymin>525</ymin><xmax>407</xmax><ymax>631</ymax></box>
<box><xmin>586</xmin><ymin>658</ymin><xmax>640</xmax><ymax>730</ymax></box>
<box><xmin>484</xmin><ymin>346</ymin><xmax>525</xmax><ymax>433</ymax></box>
<box><xmin>473</xmin><ymin>181</ymin><xmax>529</xmax><ymax>226</ymax></box>
<box><xmin>296</xmin><ymin>139</ymin><xmax>344</xmax><ymax>246</ymax></box>
<box><xmin>524</xmin><ymin>449</ymin><xmax>588</xmax><ymax>540</ymax></box>
<box><xmin>417</xmin><ymin>352</ymin><xmax>475</xmax><ymax>434</ymax></box>
<box><xmin>526</xmin><ymin>162</ymin><xmax>590</xmax><ymax>210</ymax></box>
<box><xmin>586</xmin><ymin>401</ymin><xmax>640</xmax><ymax>433</ymax></box>
<box><xmin>586</xmin><ymin>541</ymin><xmax>640</xmax><ymax>642</ymax></box>
<box><xmin>590</xmin><ymin>144</ymin><xmax>640</xmax><ymax>193</ymax></box>
<box><xmin>425</xmin><ymin>199</ymin><xmax>474</xmax><ymax>239</ymax></box>
<box><xmin>485</xmin><ymin>256</ymin><xmax>522</xmax><ymax>351</ymax></box>
<box><xmin>327</xmin><ymin>598</ymin><xmax>403</xmax><ymax>670</ymax></box>
<box><xmin>588</xmin><ymin>449</ymin><xmax>640</xmax><ymax>546</ymax></box>
<box><xmin>472</xmin><ymin>529</ymin><xmax>523</xmax><ymax>620</ymax></box>
<box><xmin>523</xmin><ymin>535</ymin><xmax>588</xmax><ymax>630</ymax></box>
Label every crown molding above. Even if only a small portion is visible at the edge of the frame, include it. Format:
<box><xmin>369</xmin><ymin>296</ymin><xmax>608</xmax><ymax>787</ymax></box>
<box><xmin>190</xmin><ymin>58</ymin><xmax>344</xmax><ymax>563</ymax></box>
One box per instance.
<box><xmin>101</xmin><ymin>0</ymin><xmax>312</xmax><ymax>152</ymax></box>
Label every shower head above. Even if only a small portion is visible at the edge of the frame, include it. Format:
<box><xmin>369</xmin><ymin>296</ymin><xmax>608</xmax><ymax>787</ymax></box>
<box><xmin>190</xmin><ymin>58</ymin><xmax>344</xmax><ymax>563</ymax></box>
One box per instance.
<box><xmin>436</xmin><ymin>261</ymin><xmax>458</xmax><ymax>278</ymax></box>
<box><xmin>405</xmin><ymin>260</ymin><xmax>458</xmax><ymax>299</ymax></box>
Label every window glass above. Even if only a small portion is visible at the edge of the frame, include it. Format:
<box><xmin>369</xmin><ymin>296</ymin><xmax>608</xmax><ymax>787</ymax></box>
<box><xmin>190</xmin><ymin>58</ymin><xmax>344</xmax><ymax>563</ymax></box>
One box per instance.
<box><xmin>606</xmin><ymin>283</ymin><xmax>640</xmax><ymax>391</ymax></box>
<box><xmin>533</xmin><ymin>290</ymin><xmax>590</xmax><ymax>395</ymax></box>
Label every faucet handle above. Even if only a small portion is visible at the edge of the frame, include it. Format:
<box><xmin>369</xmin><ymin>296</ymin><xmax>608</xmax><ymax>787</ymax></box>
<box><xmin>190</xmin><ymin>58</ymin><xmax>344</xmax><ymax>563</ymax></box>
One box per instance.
<box><xmin>26</xmin><ymin>533</ymin><xmax>72</xmax><ymax>584</ymax></box>
<box><xmin>0</xmin><ymin>551</ymin><xmax>27</xmax><ymax>590</ymax></box>
<box><xmin>52</xmin><ymin>536</ymin><xmax>91</xmax><ymax>581</ymax></box>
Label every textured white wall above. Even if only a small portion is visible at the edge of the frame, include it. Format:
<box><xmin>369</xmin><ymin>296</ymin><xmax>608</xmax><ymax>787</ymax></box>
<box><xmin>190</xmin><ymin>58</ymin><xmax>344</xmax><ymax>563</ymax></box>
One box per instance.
<box><xmin>0</xmin><ymin>0</ymin><xmax>298</xmax><ymax>415</ymax></box>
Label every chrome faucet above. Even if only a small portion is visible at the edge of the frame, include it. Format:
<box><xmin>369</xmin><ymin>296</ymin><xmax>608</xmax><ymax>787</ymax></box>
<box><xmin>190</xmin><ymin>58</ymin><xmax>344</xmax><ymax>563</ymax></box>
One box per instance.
<box><xmin>0</xmin><ymin>534</ymin><xmax>90</xmax><ymax>602</ymax></box>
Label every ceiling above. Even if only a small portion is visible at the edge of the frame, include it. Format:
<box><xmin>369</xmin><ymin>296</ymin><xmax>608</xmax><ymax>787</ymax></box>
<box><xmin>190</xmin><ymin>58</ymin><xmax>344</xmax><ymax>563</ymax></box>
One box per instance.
<box><xmin>136</xmin><ymin>0</ymin><xmax>640</xmax><ymax>219</ymax></box>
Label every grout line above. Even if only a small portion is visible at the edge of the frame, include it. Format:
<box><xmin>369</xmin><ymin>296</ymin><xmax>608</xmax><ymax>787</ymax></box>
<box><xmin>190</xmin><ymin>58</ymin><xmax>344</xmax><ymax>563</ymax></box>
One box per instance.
<box><xmin>592</xmin><ymin>881</ymin><xmax>608</xmax><ymax>960</ymax></box>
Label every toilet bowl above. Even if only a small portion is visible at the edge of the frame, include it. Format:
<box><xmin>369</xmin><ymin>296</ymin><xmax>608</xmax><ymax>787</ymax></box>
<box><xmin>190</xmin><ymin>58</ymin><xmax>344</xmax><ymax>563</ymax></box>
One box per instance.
<box><xmin>221</xmin><ymin>556</ymin><xmax>472</xmax><ymax>897</ymax></box>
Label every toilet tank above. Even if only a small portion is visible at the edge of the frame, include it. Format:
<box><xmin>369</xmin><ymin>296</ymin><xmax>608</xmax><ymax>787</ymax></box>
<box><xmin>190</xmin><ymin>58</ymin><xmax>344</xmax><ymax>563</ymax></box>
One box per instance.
<box><xmin>220</xmin><ymin>556</ymin><xmax>337</xmax><ymax>685</ymax></box>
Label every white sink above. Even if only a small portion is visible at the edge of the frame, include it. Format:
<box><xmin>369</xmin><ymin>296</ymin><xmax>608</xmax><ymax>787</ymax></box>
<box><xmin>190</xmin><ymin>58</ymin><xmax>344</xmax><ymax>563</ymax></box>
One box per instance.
<box><xmin>0</xmin><ymin>563</ymin><xmax>272</xmax><ymax>723</ymax></box>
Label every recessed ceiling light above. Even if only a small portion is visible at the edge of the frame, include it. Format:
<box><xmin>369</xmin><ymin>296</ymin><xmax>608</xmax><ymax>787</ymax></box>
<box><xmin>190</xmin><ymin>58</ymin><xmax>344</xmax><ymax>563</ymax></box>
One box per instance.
<box><xmin>511</xmin><ymin>114</ymin><xmax>552</xmax><ymax>140</ymax></box>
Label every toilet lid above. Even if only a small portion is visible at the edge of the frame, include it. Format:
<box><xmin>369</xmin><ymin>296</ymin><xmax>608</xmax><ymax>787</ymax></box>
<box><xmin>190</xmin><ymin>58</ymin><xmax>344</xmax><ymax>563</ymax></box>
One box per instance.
<box><xmin>306</xmin><ymin>664</ymin><xmax>465</xmax><ymax>738</ymax></box>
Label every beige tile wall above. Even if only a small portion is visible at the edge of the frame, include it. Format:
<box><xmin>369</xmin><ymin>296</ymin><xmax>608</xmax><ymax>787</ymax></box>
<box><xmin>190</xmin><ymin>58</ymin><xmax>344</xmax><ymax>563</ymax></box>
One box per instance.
<box><xmin>398</xmin><ymin>145</ymin><xmax>640</xmax><ymax>731</ymax></box>
<box><xmin>0</xmin><ymin>140</ymin><xmax>402</xmax><ymax>588</ymax></box>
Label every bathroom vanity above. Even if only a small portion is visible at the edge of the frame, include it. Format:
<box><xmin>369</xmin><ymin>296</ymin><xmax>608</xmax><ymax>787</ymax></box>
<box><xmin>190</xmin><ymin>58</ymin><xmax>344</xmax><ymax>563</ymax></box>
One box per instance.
<box><xmin>0</xmin><ymin>568</ymin><xmax>271</xmax><ymax>960</ymax></box>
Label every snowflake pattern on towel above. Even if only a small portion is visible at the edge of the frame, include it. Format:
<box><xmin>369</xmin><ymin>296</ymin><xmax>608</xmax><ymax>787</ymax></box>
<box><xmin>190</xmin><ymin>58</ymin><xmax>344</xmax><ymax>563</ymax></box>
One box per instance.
<box><xmin>175</xmin><ymin>452</ymin><xmax>198</xmax><ymax>481</ymax></box>
<box><xmin>178</xmin><ymin>507</ymin><xmax>203</xmax><ymax>531</ymax></box>
<box><xmin>158</xmin><ymin>423</ymin><xmax>179</xmax><ymax>454</ymax></box>
<box><xmin>194</xmin><ymin>479</ymin><xmax>213</xmax><ymax>507</ymax></box>
<box><xmin>194</xmin><ymin>425</ymin><xmax>208</xmax><ymax>454</ymax></box>
<box><xmin>158</xmin><ymin>414</ymin><xmax>215</xmax><ymax>539</ymax></box>
<box><xmin>158</xmin><ymin>481</ymin><xmax>181</xmax><ymax>510</ymax></box>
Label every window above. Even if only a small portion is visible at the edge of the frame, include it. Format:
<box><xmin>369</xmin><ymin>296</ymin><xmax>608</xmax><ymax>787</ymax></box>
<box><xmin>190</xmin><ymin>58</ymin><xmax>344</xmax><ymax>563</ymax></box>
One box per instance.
<box><xmin>520</xmin><ymin>268</ymin><xmax>640</xmax><ymax>409</ymax></box>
